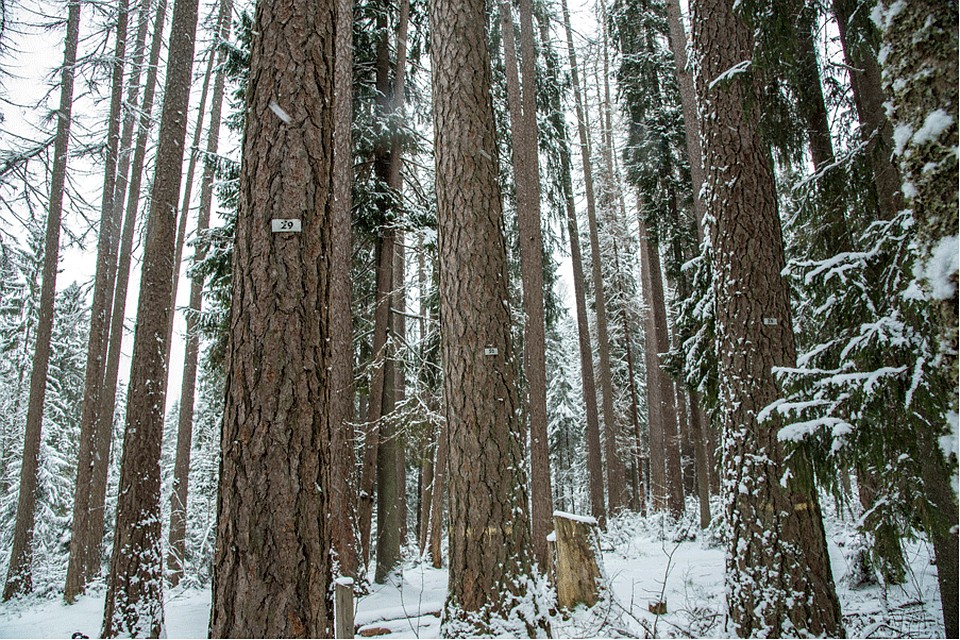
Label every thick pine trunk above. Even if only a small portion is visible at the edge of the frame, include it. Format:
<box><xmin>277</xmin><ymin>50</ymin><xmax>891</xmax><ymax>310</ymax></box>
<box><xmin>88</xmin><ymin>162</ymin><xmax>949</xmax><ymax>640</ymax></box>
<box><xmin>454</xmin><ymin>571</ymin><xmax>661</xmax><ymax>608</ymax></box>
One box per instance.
<box><xmin>64</xmin><ymin>0</ymin><xmax>129</xmax><ymax>604</ymax></box>
<box><xmin>167</xmin><ymin>0</ymin><xmax>233</xmax><ymax>587</ymax></box>
<box><xmin>691</xmin><ymin>0</ymin><xmax>844</xmax><ymax>635</ymax></box>
<box><xmin>430</xmin><ymin>0</ymin><xmax>542</xmax><ymax>631</ymax></box>
<box><xmin>100</xmin><ymin>0</ymin><xmax>199</xmax><ymax>634</ymax></box>
<box><xmin>2</xmin><ymin>1</ymin><xmax>80</xmax><ymax>601</ymax></box>
<box><xmin>209</xmin><ymin>1</ymin><xmax>344</xmax><ymax>636</ymax></box>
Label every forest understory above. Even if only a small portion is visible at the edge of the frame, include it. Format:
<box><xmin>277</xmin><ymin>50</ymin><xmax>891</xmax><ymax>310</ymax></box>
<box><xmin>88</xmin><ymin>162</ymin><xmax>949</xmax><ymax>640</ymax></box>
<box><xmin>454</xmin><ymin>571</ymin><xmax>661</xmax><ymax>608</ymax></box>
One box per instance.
<box><xmin>0</xmin><ymin>506</ymin><xmax>947</xmax><ymax>638</ymax></box>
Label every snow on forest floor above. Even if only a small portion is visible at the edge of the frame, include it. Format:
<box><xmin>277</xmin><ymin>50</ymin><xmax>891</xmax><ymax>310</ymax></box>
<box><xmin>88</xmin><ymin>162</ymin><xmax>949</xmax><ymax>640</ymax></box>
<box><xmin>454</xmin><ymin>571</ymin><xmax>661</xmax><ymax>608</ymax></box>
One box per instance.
<box><xmin>0</xmin><ymin>511</ymin><xmax>944</xmax><ymax>638</ymax></box>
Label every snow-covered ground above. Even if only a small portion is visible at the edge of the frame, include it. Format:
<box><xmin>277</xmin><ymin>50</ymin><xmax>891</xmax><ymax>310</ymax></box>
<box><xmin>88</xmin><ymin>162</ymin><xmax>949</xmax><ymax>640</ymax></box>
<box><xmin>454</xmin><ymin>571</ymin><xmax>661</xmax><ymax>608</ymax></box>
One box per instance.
<box><xmin>0</xmin><ymin>511</ymin><xmax>944</xmax><ymax>638</ymax></box>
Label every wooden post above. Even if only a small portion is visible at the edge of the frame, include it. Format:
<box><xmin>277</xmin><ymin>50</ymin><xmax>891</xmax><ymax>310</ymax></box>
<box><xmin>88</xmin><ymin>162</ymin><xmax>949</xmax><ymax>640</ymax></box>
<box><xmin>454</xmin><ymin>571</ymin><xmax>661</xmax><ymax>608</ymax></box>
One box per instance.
<box><xmin>553</xmin><ymin>511</ymin><xmax>604</xmax><ymax>609</ymax></box>
<box><xmin>335</xmin><ymin>577</ymin><xmax>355</xmax><ymax>639</ymax></box>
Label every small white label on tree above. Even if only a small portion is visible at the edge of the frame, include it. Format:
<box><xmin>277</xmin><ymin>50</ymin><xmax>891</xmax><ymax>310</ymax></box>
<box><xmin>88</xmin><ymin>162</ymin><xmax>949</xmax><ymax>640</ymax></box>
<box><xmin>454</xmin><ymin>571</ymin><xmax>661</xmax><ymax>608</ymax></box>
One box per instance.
<box><xmin>271</xmin><ymin>219</ymin><xmax>301</xmax><ymax>233</ymax></box>
<box><xmin>484</xmin><ymin>346</ymin><xmax>498</xmax><ymax>356</ymax></box>
<box><xmin>762</xmin><ymin>317</ymin><xmax>778</xmax><ymax>326</ymax></box>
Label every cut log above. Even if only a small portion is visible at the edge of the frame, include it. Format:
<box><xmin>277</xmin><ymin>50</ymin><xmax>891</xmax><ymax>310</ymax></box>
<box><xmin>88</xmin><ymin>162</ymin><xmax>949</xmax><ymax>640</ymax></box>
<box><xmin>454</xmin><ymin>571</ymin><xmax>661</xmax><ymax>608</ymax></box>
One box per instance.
<box><xmin>553</xmin><ymin>511</ymin><xmax>605</xmax><ymax>609</ymax></box>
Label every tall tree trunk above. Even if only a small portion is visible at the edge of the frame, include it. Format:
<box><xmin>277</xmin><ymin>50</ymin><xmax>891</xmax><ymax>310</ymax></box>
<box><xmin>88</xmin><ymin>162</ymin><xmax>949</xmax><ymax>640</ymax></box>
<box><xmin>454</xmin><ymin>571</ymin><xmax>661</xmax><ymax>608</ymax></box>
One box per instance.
<box><xmin>877</xmin><ymin>2</ymin><xmax>958</xmax><ymax>635</ymax></box>
<box><xmin>790</xmin><ymin>7</ymin><xmax>854</xmax><ymax>258</ymax></box>
<box><xmin>163</xmin><ymin>37</ymin><xmax>217</xmax><ymax>373</ymax></box>
<box><xmin>2</xmin><ymin>0</ymin><xmax>80</xmax><ymax>601</ymax></box>
<box><xmin>665</xmin><ymin>0</ymin><xmax>706</xmax><ymax>239</ymax></box>
<box><xmin>330</xmin><ymin>0</ymin><xmax>358</xmax><ymax>583</ymax></box>
<box><xmin>690</xmin><ymin>0</ymin><xmax>843</xmax><ymax>634</ymax></box>
<box><xmin>561</xmin><ymin>0</ymin><xmax>619</xmax><ymax>518</ymax></box>
<box><xmin>359</xmin><ymin>6</ymin><xmax>398</xmax><ymax>571</ymax></box>
<box><xmin>595</xmin><ymin>9</ymin><xmax>631</xmax><ymax>511</ymax></box>
<box><xmin>83</xmin><ymin>2</ymin><xmax>170</xmax><ymax>600</ymax></box>
<box><xmin>167</xmin><ymin>0</ymin><xmax>233</xmax><ymax>587</ymax></box>
<box><xmin>609</xmin><ymin>235</ymin><xmax>645</xmax><ymax>514</ymax></box>
<box><xmin>64</xmin><ymin>0</ymin><xmax>129</xmax><ymax>604</ymax></box>
<box><xmin>375</xmin><ymin>0</ymin><xmax>411</xmax><ymax>584</ymax></box>
<box><xmin>430</xmin><ymin>0</ymin><xmax>543</xmax><ymax>631</ymax></box>
<box><xmin>428</xmin><ymin>416</ymin><xmax>447</xmax><ymax>570</ymax></box>
<box><xmin>541</xmin><ymin>12</ymin><xmax>605</xmax><ymax>524</ymax></box>
<box><xmin>100</xmin><ymin>0</ymin><xmax>200</xmax><ymax>633</ymax></box>
<box><xmin>831</xmin><ymin>0</ymin><xmax>903</xmax><ymax>224</ymax></box>
<box><xmin>209</xmin><ymin>0</ymin><xmax>345</xmax><ymax>636</ymax></box>
<box><xmin>637</xmin><ymin>221</ymin><xmax>684</xmax><ymax>517</ymax></box>
<box><xmin>499</xmin><ymin>0</ymin><xmax>552</xmax><ymax>569</ymax></box>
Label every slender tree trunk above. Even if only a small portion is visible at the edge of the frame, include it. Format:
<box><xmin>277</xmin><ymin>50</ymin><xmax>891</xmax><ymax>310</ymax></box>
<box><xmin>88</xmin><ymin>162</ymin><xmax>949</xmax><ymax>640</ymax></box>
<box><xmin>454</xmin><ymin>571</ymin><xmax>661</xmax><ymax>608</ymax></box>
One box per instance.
<box><xmin>330</xmin><ymin>0</ymin><xmax>358</xmax><ymax>583</ymax></box>
<box><xmin>542</xmin><ymin>12</ymin><xmax>605</xmax><ymax>524</ymax></box>
<box><xmin>595</xmin><ymin>11</ymin><xmax>632</xmax><ymax>511</ymax></box>
<box><xmin>209</xmin><ymin>1</ymin><xmax>344</xmax><ymax>636</ymax></box>
<box><xmin>610</xmin><ymin>236</ymin><xmax>645</xmax><ymax>514</ymax></box>
<box><xmin>665</xmin><ymin>0</ymin><xmax>706</xmax><ymax>240</ymax></box>
<box><xmin>499</xmin><ymin>0</ymin><xmax>552</xmax><ymax>569</ymax></box>
<box><xmin>690</xmin><ymin>0</ymin><xmax>843</xmax><ymax>634</ymax></box>
<box><xmin>561</xmin><ymin>0</ymin><xmax>619</xmax><ymax>518</ymax></box>
<box><xmin>100</xmin><ymin>0</ymin><xmax>200</xmax><ymax>633</ymax></box>
<box><xmin>167</xmin><ymin>0</ymin><xmax>233</xmax><ymax>587</ymax></box>
<box><xmin>428</xmin><ymin>415</ymin><xmax>447</xmax><ymax>569</ymax></box>
<box><xmin>64</xmin><ymin>0</ymin><xmax>128</xmax><ymax>604</ymax></box>
<box><xmin>637</xmin><ymin>221</ymin><xmax>684</xmax><ymax>517</ymax></box>
<box><xmin>430</xmin><ymin>0</ymin><xmax>543</xmax><ymax>630</ymax></box>
<box><xmin>374</xmin><ymin>0</ymin><xmax>411</xmax><ymax>583</ymax></box>
<box><xmin>2</xmin><ymin>0</ymin><xmax>80</xmax><ymax>601</ymax></box>
<box><xmin>359</xmin><ymin>7</ymin><xmax>398</xmax><ymax>570</ymax></box>
<box><xmin>831</xmin><ymin>0</ymin><xmax>903</xmax><ymax>223</ymax></box>
<box><xmin>163</xmin><ymin>39</ymin><xmax>216</xmax><ymax>372</ymax></box>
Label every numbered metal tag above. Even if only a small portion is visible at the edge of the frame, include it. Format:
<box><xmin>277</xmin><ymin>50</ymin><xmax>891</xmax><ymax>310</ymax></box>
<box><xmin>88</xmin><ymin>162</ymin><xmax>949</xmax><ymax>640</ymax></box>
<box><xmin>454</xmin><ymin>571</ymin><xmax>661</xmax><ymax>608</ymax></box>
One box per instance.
<box><xmin>271</xmin><ymin>219</ymin><xmax>302</xmax><ymax>233</ymax></box>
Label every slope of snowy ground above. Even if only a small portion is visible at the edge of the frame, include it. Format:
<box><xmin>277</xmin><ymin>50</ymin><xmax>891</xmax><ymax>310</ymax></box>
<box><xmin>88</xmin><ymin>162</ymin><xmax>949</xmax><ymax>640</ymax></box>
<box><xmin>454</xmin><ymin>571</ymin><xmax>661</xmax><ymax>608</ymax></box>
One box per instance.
<box><xmin>0</xmin><ymin>509</ymin><xmax>944</xmax><ymax>638</ymax></box>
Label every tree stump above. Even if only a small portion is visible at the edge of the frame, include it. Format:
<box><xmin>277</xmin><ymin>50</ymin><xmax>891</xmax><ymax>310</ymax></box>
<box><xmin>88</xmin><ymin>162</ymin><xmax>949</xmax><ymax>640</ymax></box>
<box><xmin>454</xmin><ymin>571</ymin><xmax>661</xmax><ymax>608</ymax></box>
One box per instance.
<box><xmin>553</xmin><ymin>511</ymin><xmax>604</xmax><ymax>609</ymax></box>
<box><xmin>335</xmin><ymin>577</ymin><xmax>355</xmax><ymax>639</ymax></box>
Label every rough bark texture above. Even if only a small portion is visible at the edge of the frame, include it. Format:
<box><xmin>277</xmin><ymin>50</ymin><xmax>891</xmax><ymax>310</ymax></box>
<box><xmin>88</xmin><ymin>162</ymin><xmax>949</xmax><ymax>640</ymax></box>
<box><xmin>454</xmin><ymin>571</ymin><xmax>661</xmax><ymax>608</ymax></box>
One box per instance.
<box><xmin>430</xmin><ymin>0</ymin><xmax>541</xmax><ymax>632</ymax></box>
<box><xmin>878</xmin><ymin>2</ymin><xmax>959</xmax><ymax>635</ymax></box>
<box><xmin>561</xmin><ymin>0</ymin><xmax>618</xmax><ymax>519</ymax></box>
<box><xmin>100</xmin><ymin>0</ymin><xmax>199</xmax><ymax>634</ymax></box>
<box><xmin>2</xmin><ymin>0</ymin><xmax>80</xmax><ymax>601</ymax></box>
<box><xmin>208</xmin><ymin>1</ymin><xmax>343</xmax><ymax>636</ymax></box>
<box><xmin>331</xmin><ymin>0</ymin><xmax>358</xmax><ymax>582</ymax></box>
<box><xmin>690</xmin><ymin>0</ymin><xmax>844</xmax><ymax>635</ymax></box>
<box><xmin>64</xmin><ymin>0</ymin><xmax>128</xmax><ymax>604</ymax></box>
<box><xmin>167</xmin><ymin>0</ymin><xmax>233</xmax><ymax>587</ymax></box>
<box><xmin>638</xmin><ymin>222</ymin><xmax>684</xmax><ymax>517</ymax></box>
